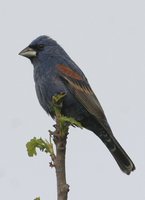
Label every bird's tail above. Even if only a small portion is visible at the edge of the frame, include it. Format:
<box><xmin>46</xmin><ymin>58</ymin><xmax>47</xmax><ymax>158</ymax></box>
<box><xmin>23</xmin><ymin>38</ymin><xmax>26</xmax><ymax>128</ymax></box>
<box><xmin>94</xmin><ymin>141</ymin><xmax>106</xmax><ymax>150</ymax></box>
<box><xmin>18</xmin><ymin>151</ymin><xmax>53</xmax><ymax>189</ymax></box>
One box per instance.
<box><xmin>97</xmin><ymin>130</ymin><xmax>135</xmax><ymax>175</ymax></box>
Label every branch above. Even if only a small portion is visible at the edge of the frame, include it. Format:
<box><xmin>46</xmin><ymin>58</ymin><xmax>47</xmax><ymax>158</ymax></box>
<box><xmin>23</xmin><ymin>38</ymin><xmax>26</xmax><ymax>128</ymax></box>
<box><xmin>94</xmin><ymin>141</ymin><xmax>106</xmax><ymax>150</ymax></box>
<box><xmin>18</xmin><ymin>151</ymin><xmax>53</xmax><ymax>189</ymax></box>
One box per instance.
<box><xmin>51</xmin><ymin>93</ymin><xmax>70</xmax><ymax>200</ymax></box>
<box><xmin>26</xmin><ymin>93</ymin><xmax>82</xmax><ymax>200</ymax></box>
<box><xmin>53</xmin><ymin>124</ymin><xmax>69</xmax><ymax>200</ymax></box>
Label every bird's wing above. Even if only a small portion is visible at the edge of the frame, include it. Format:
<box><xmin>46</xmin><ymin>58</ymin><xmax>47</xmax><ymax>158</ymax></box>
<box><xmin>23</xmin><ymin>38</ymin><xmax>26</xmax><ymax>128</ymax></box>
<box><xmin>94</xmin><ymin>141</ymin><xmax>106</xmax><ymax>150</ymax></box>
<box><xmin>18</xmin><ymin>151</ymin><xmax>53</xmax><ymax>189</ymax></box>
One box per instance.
<box><xmin>57</xmin><ymin>64</ymin><xmax>112</xmax><ymax>133</ymax></box>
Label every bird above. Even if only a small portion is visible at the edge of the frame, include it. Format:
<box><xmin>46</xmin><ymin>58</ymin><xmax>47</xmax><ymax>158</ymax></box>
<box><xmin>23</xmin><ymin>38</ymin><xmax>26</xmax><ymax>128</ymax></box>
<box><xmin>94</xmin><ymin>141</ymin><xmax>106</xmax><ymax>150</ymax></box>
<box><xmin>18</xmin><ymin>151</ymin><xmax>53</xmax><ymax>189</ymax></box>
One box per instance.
<box><xmin>19</xmin><ymin>35</ymin><xmax>135</xmax><ymax>175</ymax></box>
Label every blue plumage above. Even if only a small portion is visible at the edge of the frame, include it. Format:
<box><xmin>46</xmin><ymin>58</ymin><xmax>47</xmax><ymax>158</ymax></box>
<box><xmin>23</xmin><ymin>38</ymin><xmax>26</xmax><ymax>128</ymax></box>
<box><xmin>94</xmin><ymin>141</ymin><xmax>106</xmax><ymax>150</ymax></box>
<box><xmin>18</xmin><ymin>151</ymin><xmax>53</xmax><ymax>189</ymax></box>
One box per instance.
<box><xmin>19</xmin><ymin>35</ymin><xmax>135</xmax><ymax>175</ymax></box>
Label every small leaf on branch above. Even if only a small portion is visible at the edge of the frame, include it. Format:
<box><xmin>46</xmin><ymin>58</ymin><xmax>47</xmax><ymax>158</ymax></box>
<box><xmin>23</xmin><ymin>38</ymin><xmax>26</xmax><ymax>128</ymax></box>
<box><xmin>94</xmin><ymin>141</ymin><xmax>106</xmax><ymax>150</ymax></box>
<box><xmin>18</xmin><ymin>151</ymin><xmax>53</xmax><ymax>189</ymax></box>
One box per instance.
<box><xmin>60</xmin><ymin>116</ymin><xmax>83</xmax><ymax>128</ymax></box>
<box><xmin>26</xmin><ymin>137</ymin><xmax>54</xmax><ymax>157</ymax></box>
<box><xmin>52</xmin><ymin>92</ymin><xmax>66</xmax><ymax>115</ymax></box>
<box><xmin>52</xmin><ymin>92</ymin><xmax>66</xmax><ymax>105</ymax></box>
<box><xmin>34</xmin><ymin>197</ymin><xmax>40</xmax><ymax>200</ymax></box>
<box><xmin>58</xmin><ymin>116</ymin><xmax>83</xmax><ymax>136</ymax></box>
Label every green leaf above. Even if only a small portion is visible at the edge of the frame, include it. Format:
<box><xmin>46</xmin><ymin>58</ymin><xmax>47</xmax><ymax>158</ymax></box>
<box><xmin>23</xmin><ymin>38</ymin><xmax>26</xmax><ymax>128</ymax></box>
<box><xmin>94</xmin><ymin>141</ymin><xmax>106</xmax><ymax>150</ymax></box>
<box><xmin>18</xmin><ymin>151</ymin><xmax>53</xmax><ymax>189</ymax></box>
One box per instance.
<box><xmin>60</xmin><ymin>116</ymin><xmax>83</xmax><ymax>128</ymax></box>
<box><xmin>26</xmin><ymin>137</ymin><xmax>54</xmax><ymax>157</ymax></box>
<box><xmin>52</xmin><ymin>93</ymin><xmax>66</xmax><ymax>115</ymax></box>
<box><xmin>57</xmin><ymin>116</ymin><xmax>82</xmax><ymax>136</ymax></box>
<box><xmin>52</xmin><ymin>92</ymin><xmax>66</xmax><ymax>105</ymax></box>
<box><xmin>34</xmin><ymin>197</ymin><xmax>40</xmax><ymax>200</ymax></box>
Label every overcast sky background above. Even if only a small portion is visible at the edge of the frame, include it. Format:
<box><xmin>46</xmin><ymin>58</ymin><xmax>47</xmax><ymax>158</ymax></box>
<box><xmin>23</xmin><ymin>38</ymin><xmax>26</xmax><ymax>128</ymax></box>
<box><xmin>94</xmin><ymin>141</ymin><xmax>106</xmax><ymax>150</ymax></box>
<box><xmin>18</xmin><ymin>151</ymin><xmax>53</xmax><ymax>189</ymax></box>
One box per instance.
<box><xmin>0</xmin><ymin>0</ymin><xmax>145</xmax><ymax>199</ymax></box>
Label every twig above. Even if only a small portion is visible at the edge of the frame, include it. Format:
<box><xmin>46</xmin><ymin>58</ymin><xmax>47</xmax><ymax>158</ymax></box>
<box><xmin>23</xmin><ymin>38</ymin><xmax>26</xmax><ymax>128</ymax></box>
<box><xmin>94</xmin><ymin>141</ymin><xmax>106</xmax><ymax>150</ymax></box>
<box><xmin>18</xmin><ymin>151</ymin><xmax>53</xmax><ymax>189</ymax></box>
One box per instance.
<box><xmin>52</xmin><ymin>126</ymin><xmax>69</xmax><ymax>200</ymax></box>
<box><xmin>26</xmin><ymin>93</ymin><xmax>82</xmax><ymax>200</ymax></box>
<box><xmin>52</xmin><ymin>93</ymin><xmax>69</xmax><ymax>200</ymax></box>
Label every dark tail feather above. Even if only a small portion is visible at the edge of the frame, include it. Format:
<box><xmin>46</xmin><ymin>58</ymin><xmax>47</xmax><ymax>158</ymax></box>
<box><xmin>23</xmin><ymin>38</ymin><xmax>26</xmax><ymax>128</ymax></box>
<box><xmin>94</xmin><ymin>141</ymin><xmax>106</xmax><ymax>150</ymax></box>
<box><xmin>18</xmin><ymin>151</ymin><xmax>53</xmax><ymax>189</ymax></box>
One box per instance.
<box><xmin>97</xmin><ymin>131</ymin><xmax>135</xmax><ymax>175</ymax></box>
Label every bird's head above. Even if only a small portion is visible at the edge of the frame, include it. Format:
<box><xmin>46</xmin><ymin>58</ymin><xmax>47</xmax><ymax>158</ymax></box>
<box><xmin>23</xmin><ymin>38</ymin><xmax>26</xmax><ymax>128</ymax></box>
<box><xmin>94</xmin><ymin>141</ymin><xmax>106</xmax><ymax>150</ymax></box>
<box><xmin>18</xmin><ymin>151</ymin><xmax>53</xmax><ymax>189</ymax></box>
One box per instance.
<box><xmin>19</xmin><ymin>35</ymin><xmax>57</xmax><ymax>61</ymax></box>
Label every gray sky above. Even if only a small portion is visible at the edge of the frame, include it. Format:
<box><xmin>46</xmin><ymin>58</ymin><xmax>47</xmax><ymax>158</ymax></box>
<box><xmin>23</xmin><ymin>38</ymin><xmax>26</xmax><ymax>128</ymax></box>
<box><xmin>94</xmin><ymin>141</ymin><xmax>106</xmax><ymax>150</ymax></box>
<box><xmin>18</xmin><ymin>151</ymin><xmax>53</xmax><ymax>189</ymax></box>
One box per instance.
<box><xmin>0</xmin><ymin>0</ymin><xmax>145</xmax><ymax>199</ymax></box>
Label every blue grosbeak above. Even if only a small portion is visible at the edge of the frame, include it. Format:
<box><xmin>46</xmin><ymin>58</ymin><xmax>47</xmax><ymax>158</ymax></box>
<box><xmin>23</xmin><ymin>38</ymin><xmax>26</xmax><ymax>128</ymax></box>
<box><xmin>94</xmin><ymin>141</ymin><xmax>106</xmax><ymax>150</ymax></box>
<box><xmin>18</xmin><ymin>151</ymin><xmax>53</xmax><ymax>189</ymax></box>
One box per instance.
<box><xmin>19</xmin><ymin>35</ymin><xmax>135</xmax><ymax>175</ymax></box>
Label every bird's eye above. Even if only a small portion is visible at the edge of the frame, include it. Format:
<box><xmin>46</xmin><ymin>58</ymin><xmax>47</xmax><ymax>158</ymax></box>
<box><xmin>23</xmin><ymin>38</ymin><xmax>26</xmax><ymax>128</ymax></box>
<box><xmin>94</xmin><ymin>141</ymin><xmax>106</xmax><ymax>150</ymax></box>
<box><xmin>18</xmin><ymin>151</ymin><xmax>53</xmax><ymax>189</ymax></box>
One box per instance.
<box><xmin>38</xmin><ymin>44</ymin><xmax>44</xmax><ymax>50</ymax></box>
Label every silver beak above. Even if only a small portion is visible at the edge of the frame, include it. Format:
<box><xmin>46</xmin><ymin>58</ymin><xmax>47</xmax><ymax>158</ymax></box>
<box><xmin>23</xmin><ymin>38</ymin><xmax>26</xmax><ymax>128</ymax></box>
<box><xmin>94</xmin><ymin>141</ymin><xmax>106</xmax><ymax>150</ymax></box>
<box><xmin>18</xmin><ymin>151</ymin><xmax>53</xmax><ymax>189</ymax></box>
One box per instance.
<box><xmin>19</xmin><ymin>46</ymin><xmax>36</xmax><ymax>58</ymax></box>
